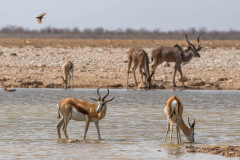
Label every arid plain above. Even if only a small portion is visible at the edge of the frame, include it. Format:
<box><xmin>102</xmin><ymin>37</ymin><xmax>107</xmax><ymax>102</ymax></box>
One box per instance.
<box><xmin>0</xmin><ymin>39</ymin><xmax>240</xmax><ymax>90</ymax></box>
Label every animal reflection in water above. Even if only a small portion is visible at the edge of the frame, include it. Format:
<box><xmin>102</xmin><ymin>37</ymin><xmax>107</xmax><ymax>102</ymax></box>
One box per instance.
<box><xmin>4</xmin><ymin>88</ymin><xmax>16</xmax><ymax>92</ymax></box>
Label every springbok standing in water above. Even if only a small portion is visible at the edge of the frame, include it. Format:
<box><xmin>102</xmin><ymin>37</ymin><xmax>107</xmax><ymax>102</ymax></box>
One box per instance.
<box><xmin>61</xmin><ymin>60</ymin><xmax>74</xmax><ymax>89</ymax></box>
<box><xmin>57</xmin><ymin>88</ymin><xmax>115</xmax><ymax>140</ymax></box>
<box><xmin>127</xmin><ymin>48</ymin><xmax>154</xmax><ymax>88</ymax></box>
<box><xmin>151</xmin><ymin>34</ymin><xmax>201</xmax><ymax>87</ymax></box>
<box><xmin>164</xmin><ymin>96</ymin><xmax>195</xmax><ymax>144</ymax></box>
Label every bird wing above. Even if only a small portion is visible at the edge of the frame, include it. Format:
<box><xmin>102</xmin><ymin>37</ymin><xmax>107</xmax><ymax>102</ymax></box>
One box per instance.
<box><xmin>37</xmin><ymin>18</ymin><xmax>42</xmax><ymax>24</ymax></box>
<box><xmin>40</xmin><ymin>13</ymin><xmax>46</xmax><ymax>17</ymax></box>
<box><xmin>38</xmin><ymin>13</ymin><xmax>46</xmax><ymax>18</ymax></box>
<box><xmin>36</xmin><ymin>13</ymin><xmax>46</xmax><ymax>24</ymax></box>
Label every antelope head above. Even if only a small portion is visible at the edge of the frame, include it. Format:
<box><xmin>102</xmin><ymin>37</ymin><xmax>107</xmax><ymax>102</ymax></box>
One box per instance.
<box><xmin>90</xmin><ymin>88</ymin><xmax>115</xmax><ymax>113</ymax></box>
<box><xmin>143</xmin><ymin>71</ymin><xmax>155</xmax><ymax>89</ymax></box>
<box><xmin>187</xmin><ymin>117</ymin><xmax>196</xmax><ymax>142</ymax></box>
<box><xmin>61</xmin><ymin>76</ymin><xmax>68</xmax><ymax>89</ymax></box>
<box><xmin>185</xmin><ymin>34</ymin><xmax>201</xmax><ymax>58</ymax></box>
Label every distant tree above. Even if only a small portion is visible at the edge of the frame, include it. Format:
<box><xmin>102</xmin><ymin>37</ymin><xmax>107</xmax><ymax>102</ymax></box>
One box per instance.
<box><xmin>0</xmin><ymin>25</ymin><xmax>240</xmax><ymax>39</ymax></box>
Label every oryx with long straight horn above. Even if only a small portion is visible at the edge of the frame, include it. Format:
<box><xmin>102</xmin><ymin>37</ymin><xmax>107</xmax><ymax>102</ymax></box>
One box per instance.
<box><xmin>57</xmin><ymin>88</ymin><xmax>115</xmax><ymax>140</ymax></box>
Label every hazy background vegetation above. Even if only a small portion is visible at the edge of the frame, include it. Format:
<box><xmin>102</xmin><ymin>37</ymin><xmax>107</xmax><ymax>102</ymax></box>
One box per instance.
<box><xmin>1</xmin><ymin>25</ymin><xmax>240</xmax><ymax>40</ymax></box>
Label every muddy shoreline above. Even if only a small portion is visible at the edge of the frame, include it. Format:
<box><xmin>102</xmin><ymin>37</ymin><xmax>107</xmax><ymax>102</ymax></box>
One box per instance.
<box><xmin>186</xmin><ymin>145</ymin><xmax>240</xmax><ymax>157</ymax></box>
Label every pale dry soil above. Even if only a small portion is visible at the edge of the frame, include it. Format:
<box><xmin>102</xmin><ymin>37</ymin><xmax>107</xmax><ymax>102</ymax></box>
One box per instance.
<box><xmin>0</xmin><ymin>46</ymin><xmax>240</xmax><ymax>90</ymax></box>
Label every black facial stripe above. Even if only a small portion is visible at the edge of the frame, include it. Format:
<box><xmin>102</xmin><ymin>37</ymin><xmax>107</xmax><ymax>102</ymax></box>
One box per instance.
<box><xmin>97</xmin><ymin>102</ymin><xmax>105</xmax><ymax>112</ymax></box>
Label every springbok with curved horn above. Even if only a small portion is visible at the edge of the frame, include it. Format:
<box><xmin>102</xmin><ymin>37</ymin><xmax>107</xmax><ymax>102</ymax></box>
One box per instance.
<box><xmin>57</xmin><ymin>88</ymin><xmax>115</xmax><ymax>140</ymax></box>
<box><xmin>151</xmin><ymin>34</ymin><xmax>201</xmax><ymax>87</ymax></box>
<box><xmin>164</xmin><ymin>96</ymin><xmax>195</xmax><ymax>144</ymax></box>
<box><xmin>61</xmin><ymin>60</ymin><xmax>74</xmax><ymax>89</ymax></box>
<box><xmin>127</xmin><ymin>48</ymin><xmax>154</xmax><ymax>88</ymax></box>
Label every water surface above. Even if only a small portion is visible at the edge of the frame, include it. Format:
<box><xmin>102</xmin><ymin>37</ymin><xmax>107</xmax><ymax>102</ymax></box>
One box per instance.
<box><xmin>0</xmin><ymin>89</ymin><xmax>239</xmax><ymax>159</ymax></box>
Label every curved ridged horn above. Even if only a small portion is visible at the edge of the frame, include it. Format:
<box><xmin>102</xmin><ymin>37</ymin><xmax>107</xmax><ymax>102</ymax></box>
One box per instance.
<box><xmin>196</xmin><ymin>36</ymin><xmax>201</xmax><ymax>50</ymax></box>
<box><xmin>192</xmin><ymin>118</ymin><xmax>196</xmax><ymax>127</ymax></box>
<box><xmin>102</xmin><ymin>89</ymin><xmax>109</xmax><ymax>100</ymax></box>
<box><xmin>197</xmin><ymin>36</ymin><xmax>200</xmax><ymax>43</ymax></box>
<box><xmin>97</xmin><ymin>88</ymin><xmax>101</xmax><ymax>100</ymax></box>
<box><xmin>188</xmin><ymin>117</ymin><xmax>192</xmax><ymax>127</ymax></box>
<box><xmin>185</xmin><ymin>34</ymin><xmax>196</xmax><ymax>49</ymax></box>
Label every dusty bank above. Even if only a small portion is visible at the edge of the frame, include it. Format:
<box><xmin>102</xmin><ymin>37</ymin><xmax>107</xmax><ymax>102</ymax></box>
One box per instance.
<box><xmin>0</xmin><ymin>45</ymin><xmax>239</xmax><ymax>90</ymax></box>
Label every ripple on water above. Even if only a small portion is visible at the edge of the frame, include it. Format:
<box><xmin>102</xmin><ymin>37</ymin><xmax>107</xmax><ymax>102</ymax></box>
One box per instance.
<box><xmin>0</xmin><ymin>89</ymin><xmax>239</xmax><ymax>159</ymax></box>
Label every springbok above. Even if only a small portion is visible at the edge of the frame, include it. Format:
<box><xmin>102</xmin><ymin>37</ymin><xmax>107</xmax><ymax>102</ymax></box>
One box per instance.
<box><xmin>127</xmin><ymin>48</ymin><xmax>154</xmax><ymax>88</ymax></box>
<box><xmin>61</xmin><ymin>60</ymin><xmax>74</xmax><ymax>89</ymax></box>
<box><xmin>57</xmin><ymin>88</ymin><xmax>115</xmax><ymax>140</ymax></box>
<box><xmin>23</xmin><ymin>39</ymin><xmax>31</xmax><ymax>45</ymax></box>
<box><xmin>151</xmin><ymin>34</ymin><xmax>201</xmax><ymax>87</ymax></box>
<box><xmin>164</xmin><ymin>96</ymin><xmax>195</xmax><ymax>144</ymax></box>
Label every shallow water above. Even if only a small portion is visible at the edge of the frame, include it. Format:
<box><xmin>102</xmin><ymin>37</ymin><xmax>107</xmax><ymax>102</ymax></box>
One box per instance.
<box><xmin>0</xmin><ymin>89</ymin><xmax>239</xmax><ymax>159</ymax></box>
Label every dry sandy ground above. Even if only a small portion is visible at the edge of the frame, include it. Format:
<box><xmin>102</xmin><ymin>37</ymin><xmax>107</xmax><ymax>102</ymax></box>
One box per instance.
<box><xmin>0</xmin><ymin>46</ymin><xmax>240</xmax><ymax>90</ymax></box>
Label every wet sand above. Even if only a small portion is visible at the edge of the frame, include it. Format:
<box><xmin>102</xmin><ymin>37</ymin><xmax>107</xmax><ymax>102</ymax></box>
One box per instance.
<box><xmin>186</xmin><ymin>145</ymin><xmax>240</xmax><ymax>157</ymax></box>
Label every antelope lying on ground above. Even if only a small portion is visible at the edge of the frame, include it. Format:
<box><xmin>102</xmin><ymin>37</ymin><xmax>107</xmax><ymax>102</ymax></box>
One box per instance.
<box><xmin>164</xmin><ymin>96</ymin><xmax>195</xmax><ymax>144</ymax></box>
<box><xmin>127</xmin><ymin>48</ymin><xmax>154</xmax><ymax>88</ymax></box>
<box><xmin>151</xmin><ymin>34</ymin><xmax>201</xmax><ymax>87</ymax></box>
<box><xmin>57</xmin><ymin>88</ymin><xmax>115</xmax><ymax>140</ymax></box>
<box><xmin>61</xmin><ymin>60</ymin><xmax>74</xmax><ymax>89</ymax></box>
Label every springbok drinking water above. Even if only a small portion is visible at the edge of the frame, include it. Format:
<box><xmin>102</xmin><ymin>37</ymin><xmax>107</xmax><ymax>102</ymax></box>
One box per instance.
<box><xmin>164</xmin><ymin>96</ymin><xmax>195</xmax><ymax>144</ymax></box>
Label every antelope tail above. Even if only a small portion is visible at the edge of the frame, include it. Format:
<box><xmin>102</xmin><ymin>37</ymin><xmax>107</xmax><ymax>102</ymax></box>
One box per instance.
<box><xmin>57</xmin><ymin>104</ymin><xmax>61</xmax><ymax>118</ymax></box>
<box><xmin>57</xmin><ymin>110</ymin><xmax>61</xmax><ymax>118</ymax></box>
<box><xmin>170</xmin><ymin>99</ymin><xmax>179</xmax><ymax>118</ymax></box>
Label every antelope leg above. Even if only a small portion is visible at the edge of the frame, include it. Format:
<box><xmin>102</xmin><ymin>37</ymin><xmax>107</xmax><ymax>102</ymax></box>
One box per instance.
<box><xmin>95</xmin><ymin>121</ymin><xmax>101</xmax><ymax>140</ymax></box>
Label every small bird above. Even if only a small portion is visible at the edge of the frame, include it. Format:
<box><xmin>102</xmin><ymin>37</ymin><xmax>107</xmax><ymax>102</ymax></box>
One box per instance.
<box><xmin>36</xmin><ymin>13</ymin><xmax>46</xmax><ymax>24</ymax></box>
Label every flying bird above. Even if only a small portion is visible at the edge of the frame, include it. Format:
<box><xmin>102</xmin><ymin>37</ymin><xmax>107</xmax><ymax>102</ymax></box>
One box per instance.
<box><xmin>36</xmin><ymin>13</ymin><xmax>46</xmax><ymax>24</ymax></box>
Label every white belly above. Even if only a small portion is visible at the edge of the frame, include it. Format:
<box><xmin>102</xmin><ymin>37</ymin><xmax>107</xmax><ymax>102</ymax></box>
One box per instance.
<box><xmin>71</xmin><ymin>108</ymin><xmax>99</xmax><ymax>122</ymax></box>
<box><xmin>71</xmin><ymin>108</ymin><xmax>86</xmax><ymax>121</ymax></box>
<box><xmin>91</xmin><ymin>118</ymin><xmax>99</xmax><ymax>122</ymax></box>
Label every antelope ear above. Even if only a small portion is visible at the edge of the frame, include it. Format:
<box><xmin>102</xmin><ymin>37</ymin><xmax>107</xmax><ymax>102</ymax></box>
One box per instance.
<box><xmin>187</xmin><ymin>46</ymin><xmax>192</xmax><ymax>50</ymax></box>
<box><xmin>90</xmin><ymin>97</ymin><xmax>99</xmax><ymax>101</ymax></box>
<box><xmin>106</xmin><ymin>97</ymin><xmax>115</xmax><ymax>103</ymax></box>
<box><xmin>197</xmin><ymin>46</ymin><xmax>202</xmax><ymax>51</ymax></box>
<box><xmin>143</xmin><ymin>72</ymin><xmax>147</xmax><ymax>77</ymax></box>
